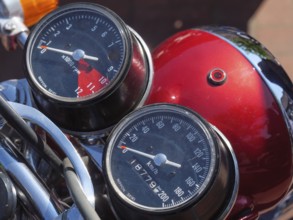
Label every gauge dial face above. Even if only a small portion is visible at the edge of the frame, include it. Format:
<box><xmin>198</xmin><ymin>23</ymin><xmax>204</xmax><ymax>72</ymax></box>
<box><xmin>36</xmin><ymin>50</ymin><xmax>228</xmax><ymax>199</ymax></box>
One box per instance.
<box><xmin>105</xmin><ymin>104</ymin><xmax>218</xmax><ymax>211</ymax></box>
<box><xmin>26</xmin><ymin>4</ymin><xmax>129</xmax><ymax>101</ymax></box>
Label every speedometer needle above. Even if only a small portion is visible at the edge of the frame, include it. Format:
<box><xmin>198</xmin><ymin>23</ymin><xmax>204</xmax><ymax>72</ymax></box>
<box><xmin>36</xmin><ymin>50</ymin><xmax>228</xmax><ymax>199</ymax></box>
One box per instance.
<box><xmin>120</xmin><ymin>146</ymin><xmax>181</xmax><ymax>169</ymax></box>
<box><xmin>39</xmin><ymin>45</ymin><xmax>99</xmax><ymax>61</ymax></box>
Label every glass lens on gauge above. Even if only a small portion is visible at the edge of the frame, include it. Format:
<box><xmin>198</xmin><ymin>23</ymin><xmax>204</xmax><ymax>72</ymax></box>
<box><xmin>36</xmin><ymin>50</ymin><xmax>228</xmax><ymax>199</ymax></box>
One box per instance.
<box><xmin>26</xmin><ymin>4</ymin><xmax>128</xmax><ymax>100</ymax></box>
<box><xmin>105</xmin><ymin>105</ymin><xmax>218</xmax><ymax>211</ymax></box>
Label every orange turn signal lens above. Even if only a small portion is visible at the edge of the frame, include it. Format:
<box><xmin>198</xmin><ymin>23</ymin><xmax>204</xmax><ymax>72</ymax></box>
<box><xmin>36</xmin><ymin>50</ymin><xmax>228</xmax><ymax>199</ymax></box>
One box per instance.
<box><xmin>20</xmin><ymin>0</ymin><xmax>59</xmax><ymax>27</ymax></box>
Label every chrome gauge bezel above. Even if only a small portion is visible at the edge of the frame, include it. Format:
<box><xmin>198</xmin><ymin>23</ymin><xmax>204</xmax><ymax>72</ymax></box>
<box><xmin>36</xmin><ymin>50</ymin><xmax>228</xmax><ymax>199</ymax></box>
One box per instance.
<box><xmin>104</xmin><ymin>104</ymin><xmax>219</xmax><ymax>213</ymax></box>
<box><xmin>22</xmin><ymin>3</ymin><xmax>151</xmax><ymax>132</ymax></box>
<box><xmin>24</xmin><ymin>3</ymin><xmax>132</xmax><ymax>104</ymax></box>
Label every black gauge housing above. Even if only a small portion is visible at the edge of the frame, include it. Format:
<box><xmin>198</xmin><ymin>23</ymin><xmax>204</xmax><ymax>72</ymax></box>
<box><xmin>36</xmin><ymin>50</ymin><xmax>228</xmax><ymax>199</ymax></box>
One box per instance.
<box><xmin>24</xmin><ymin>3</ymin><xmax>151</xmax><ymax>133</ymax></box>
<box><xmin>103</xmin><ymin>104</ymin><xmax>239</xmax><ymax>220</ymax></box>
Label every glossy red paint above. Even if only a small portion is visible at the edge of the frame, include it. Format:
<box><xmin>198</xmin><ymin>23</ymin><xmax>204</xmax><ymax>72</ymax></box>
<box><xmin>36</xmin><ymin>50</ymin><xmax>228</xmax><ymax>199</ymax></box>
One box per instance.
<box><xmin>146</xmin><ymin>29</ymin><xmax>293</xmax><ymax>218</ymax></box>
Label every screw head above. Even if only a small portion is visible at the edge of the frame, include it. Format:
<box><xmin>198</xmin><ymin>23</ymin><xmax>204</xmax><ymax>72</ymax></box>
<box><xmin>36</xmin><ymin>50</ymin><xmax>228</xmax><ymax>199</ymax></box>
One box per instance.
<box><xmin>4</xmin><ymin>22</ymin><xmax>16</xmax><ymax>32</ymax></box>
<box><xmin>208</xmin><ymin>68</ymin><xmax>227</xmax><ymax>86</ymax></box>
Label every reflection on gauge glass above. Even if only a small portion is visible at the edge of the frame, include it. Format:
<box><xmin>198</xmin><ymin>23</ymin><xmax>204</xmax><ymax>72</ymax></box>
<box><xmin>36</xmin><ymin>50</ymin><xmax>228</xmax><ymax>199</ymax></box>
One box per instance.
<box><xmin>24</xmin><ymin>3</ymin><xmax>151</xmax><ymax>132</ymax></box>
<box><xmin>25</xmin><ymin>3</ymin><xmax>131</xmax><ymax>102</ymax></box>
<box><xmin>104</xmin><ymin>104</ymin><xmax>219</xmax><ymax>211</ymax></box>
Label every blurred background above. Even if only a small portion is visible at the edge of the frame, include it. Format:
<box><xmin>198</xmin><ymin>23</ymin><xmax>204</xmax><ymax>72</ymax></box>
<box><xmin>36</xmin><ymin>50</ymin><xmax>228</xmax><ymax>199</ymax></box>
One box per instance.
<box><xmin>1</xmin><ymin>0</ymin><xmax>293</xmax><ymax>81</ymax></box>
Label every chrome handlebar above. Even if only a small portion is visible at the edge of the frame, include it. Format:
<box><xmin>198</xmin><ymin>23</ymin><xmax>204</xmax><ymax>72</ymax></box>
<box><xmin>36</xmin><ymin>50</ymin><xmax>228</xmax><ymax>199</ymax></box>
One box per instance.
<box><xmin>0</xmin><ymin>99</ymin><xmax>96</xmax><ymax>219</ymax></box>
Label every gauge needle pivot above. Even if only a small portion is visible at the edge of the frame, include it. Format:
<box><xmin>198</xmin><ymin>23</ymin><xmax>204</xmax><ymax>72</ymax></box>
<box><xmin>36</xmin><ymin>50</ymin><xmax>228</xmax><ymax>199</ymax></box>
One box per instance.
<box><xmin>120</xmin><ymin>146</ymin><xmax>181</xmax><ymax>168</ymax></box>
<box><xmin>39</xmin><ymin>45</ymin><xmax>99</xmax><ymax>61</ymax></box>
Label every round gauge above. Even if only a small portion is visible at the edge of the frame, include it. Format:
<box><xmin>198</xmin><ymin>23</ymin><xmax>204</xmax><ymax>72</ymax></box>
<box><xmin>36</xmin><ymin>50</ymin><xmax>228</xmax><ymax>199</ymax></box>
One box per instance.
<box><xmin>24</xmin><ymin>3</ymin><xmax>152</xmax><ymax>132</ymax></box>
<box><xmin>26</xmin><ymin>3</ymin><xmax>129</xmax><ymax>101</ymax></box>
<box><xmin>103</xmin><ymin>104</ymin><xmax>238</xmax><ymax>220</ymax></box>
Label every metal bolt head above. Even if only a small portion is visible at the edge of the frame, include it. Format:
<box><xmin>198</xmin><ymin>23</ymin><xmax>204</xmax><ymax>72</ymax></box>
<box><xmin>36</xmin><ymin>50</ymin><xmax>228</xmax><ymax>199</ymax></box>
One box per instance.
<box><xmin>4</xmin><ymin>22</ymin><xmax>16</xmax><ymax>32</ymax></box>
<box><xmin>208</xmin><ymin>68</ymin><xmax>227</xmax><ymax>86</ymax></box>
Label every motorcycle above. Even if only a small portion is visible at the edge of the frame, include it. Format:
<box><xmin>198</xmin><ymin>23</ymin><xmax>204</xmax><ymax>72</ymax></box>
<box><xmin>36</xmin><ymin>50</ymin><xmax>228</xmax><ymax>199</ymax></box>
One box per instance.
<box><xmin>0</xmin><ymin>0</ymin><xmax>292</xmax><ymax>219</ymax></box>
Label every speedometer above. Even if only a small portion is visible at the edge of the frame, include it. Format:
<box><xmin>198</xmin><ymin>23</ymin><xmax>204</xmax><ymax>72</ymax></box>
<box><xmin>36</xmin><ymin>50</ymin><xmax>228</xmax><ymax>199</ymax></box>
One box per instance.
<box><xmin>103</xmin><ymin>104</ymin><xmax>238</xmax><ymax>219</ymax></box>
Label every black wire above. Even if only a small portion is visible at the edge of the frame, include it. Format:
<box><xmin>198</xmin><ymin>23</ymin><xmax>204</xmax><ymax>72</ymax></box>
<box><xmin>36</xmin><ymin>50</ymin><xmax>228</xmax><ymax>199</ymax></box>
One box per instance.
<box><xmin>0</xmin><ymin>95</ymin><xmax>100</xmax><ymax>218</ymax></box>
<box><xmin>0</xmin><ymin>95</ymin><xmax>63</xmax><ymax>173</ymax></box>
<box><xmin>0</xmin><ymin>96</ymin><xmax>38</xmax><ymax>145</ymax></box>
<box><xmin>63</xmin><ymin>158</ymin><xmax>101</xmax><ymax>220</ymax></box>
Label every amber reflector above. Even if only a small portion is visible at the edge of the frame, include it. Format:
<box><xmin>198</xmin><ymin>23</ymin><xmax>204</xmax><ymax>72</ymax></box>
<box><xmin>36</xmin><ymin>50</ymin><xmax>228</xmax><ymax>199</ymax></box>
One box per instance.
<box><xmin>20</xmin><ymin>0</ymin><xmax>59</xmax><ymax>27</ymax></box>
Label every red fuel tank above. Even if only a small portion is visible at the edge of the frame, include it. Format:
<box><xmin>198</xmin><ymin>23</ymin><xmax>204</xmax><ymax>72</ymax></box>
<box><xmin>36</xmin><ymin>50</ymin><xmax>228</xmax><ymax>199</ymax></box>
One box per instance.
<box><xmin>146</xmin><ymin>26</ymin><xmax>293</xmax><ymax>219</ymax></box>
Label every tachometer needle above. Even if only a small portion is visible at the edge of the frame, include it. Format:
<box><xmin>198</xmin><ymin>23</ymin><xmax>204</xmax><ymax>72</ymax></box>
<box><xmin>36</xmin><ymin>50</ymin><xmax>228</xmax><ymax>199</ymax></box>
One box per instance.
<box><xmin>39</xmin><ymin>45</ymin><xmax>99</xmax><ymax>61</ymax></box>
<box><xmin>119</xmin><ymin>146</ymin><xmax>181</xmax><ymax>168</ymax></box>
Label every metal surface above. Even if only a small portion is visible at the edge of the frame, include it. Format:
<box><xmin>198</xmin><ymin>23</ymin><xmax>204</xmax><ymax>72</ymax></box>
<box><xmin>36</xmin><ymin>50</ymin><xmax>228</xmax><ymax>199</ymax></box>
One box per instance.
<box><xmin>212</xmin><ymin>126</ymin><xmax>239</xmax><ymax>219</ymax></box>
<box><xmin>202</xmin><ymin>26</ymin><xmax>293</xmax><ymax>148</ymax></box>
<box><xmin>0</xmin><ymin>140</ymin><xmax>59</xmax><ymax>219</ymax></box>
<box><xmin>0</xmin><ymin>0</ymin><xmax>28</xmax><ymax>51</ymax></box>
<box><xmin>16</xmin><ymin>31</ymin><xmax>28</xmax><ymax>48</ymax></box>
<box><xmin>0</xmin><ymin>79</ymin><xmax>31</xmax><ymax>105</ymax></box>
<box><xmin>146</xmin><ymin>27</ymin><xmax>293</xmax><ymax>218</ymax></box>
<box><xmin>8</xmin><ymin>101</ymin><xmax>95</xmax><ymax>207</ymax></box>
<box><xmin>0</xmin><ymin>17</ymin><xmax>28</xmax><ymax>50</ymax></box>
<box><xmin>0</xmin><ymin>171</ymin><xmax>17</xmax><ymax>219</ymax></box>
